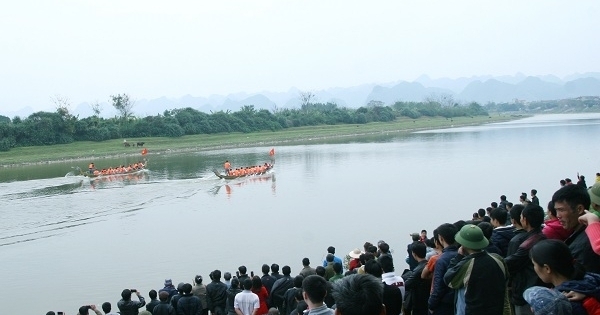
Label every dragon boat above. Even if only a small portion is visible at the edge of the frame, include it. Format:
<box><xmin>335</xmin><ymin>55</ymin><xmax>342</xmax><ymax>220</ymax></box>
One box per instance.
<box><xmin>79</xmin><ymin>161</ymin><xmax>148</xmax><ymax>179</ymax></box>
<box><xmin>213</xmin><ymin>164</ymin><xmax>273</xmax><ymax>180</ymax></box>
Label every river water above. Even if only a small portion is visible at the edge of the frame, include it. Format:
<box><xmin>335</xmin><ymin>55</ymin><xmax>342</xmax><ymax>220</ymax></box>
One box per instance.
<box><xmin>1</xmin><ymin>113</ymin><xmax>599</xmax><ymax>314</ymax></box>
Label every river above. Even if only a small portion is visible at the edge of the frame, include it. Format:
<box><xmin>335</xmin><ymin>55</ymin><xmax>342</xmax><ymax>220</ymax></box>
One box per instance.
<box><xmin>0</xmin><ymin>113</ymin><xmax>599</xmax><ymax>314</ymax></box>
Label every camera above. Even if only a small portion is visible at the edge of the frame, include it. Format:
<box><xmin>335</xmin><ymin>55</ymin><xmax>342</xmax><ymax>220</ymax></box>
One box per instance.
<box><xmin>130</xmin><ymin>289</ymin><xmax>137</xmax><ymax>293</ymax></box>
<box><xmin>57</xmin><ymin>312</ymin><xmax>64</xmax><ymax>315</ymax></box>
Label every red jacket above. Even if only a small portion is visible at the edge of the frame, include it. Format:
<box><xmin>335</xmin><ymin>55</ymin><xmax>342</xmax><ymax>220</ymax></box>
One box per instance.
<box><xmin>542</xmin><ymin>218</ymin><xmax>571</xmax><ymax>241</ymax></box>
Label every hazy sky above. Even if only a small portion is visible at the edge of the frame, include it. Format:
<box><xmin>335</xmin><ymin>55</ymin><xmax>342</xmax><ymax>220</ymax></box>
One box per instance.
<box><xmin>1</xmin><ymin>0</ymin><xmax>598</xmax><ymax>112</ymax></box>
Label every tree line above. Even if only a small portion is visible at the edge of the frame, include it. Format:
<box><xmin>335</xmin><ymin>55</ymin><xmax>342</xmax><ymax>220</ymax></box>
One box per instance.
<box><xmin>0</xmin><ymin>94</ymin><xmax>492</xmax><ymax>152</ymax></box>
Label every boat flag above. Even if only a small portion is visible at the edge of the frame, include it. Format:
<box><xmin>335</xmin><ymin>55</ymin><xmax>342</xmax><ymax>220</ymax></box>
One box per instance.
<box><xmin>141</xmin><ymin>148</ymin><xmax>148</xmax><ymax>155</ymax></box>
<box><xmin>269</xmin><ymin>148</ymin><xmax>275</xmax><ymax>156</ymax></box>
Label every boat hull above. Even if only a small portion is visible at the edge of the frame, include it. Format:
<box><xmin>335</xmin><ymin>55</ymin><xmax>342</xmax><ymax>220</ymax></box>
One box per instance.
<box><xmin>213</xmin><ymin>166</ymin><xmax>273</xmax><ymax>179</ymax></box>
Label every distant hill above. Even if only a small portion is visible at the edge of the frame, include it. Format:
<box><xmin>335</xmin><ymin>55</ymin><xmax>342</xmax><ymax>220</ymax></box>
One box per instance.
<box><xmin>3</xmin><ymin>73</ymin><xmax>600</xmax><ymax>119</ymax></box>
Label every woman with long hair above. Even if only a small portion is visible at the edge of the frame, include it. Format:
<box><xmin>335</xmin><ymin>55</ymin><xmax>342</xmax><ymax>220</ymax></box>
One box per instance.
<box><xmin>530</xmin><ymin>239</ymin><xmax>600</xmax><ymax>314</ymax></box>
<box><xmin>251</xmin><ymin>275</ymin><xmax>269</xmax><ymax>315</ymax></box>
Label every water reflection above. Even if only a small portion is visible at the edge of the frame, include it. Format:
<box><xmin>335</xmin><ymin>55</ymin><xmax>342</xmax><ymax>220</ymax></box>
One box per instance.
<box><xmin>209</xmin><ymin>173</ymin><xmax>276</xmax><ymax>198</ymax></box>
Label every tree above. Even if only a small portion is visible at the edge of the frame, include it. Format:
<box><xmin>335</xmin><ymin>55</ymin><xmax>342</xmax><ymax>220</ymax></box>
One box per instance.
<box><xmin>110</xmin><ymin>93</ymin><xmax>135</xmax><ymax>121</ymax></box>
<box><xmin>90</xmin><ymin>101</ymin><xmax>102</xmax><ymax>117</ymax></box>
<box><xmin>299</xmin><ymin>91</ymin><xmax>316</xmax><ymax>108</ymax></box>
<box><xmin>51</xmin><ymin>95</ymin><xmax>73</xmax><ymax>118</ymax></box>
<box><xmin>51</xmin><ymin>95</ymin><xmax>77</xmax><ymax>137</ymax></box>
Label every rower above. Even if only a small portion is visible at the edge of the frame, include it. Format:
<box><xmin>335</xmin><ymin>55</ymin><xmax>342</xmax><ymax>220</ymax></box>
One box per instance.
<box><xmin>88</xmin><ymin>163</ymin><xmax>95</xmax><ymax>174</ymax></box>
<box><xmin>224</xmin><ymin>160</ymin><xmax>231</xmax><ymax>174</ymax></box>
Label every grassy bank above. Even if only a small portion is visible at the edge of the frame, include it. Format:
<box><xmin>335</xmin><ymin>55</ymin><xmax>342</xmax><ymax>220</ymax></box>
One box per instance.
<box><xmin>0</xmin><ymin>115</ymin><xmax>520</xmax><ymax>166</ymax></box>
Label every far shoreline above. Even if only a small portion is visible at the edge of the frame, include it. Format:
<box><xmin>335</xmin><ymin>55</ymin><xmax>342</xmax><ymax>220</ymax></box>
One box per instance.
<box><xmin>0</xmin><ymin>115</ymin><xmax>524</xmax><ymax>168</ymax></box>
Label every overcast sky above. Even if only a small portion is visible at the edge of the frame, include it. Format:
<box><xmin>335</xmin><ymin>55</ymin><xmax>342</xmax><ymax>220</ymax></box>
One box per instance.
<box><xmin>0</xmin><ymin>0</ymin><xmax>598</xmax><ymax>112</ymax></box>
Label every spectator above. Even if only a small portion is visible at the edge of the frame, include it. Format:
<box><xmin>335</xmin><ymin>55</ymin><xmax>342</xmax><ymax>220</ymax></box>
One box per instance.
<box><xmin>323</xmin><ymin>254</ymin><xmax>335</xmax><ymax>280</ymax></box>
<box><xmin>177</xmin><ymin>283</ymin><xmax>203</xmax><ymax>315</ymax></box>
<box><xmin>542</xmin><ymin>200</ymin><xmax>571</xmax><ymax>241</ymax></box>
<box><xmin>328</xmin><ymin>262</ymin><xmax>344</xmax><ymax>283</ymax></box>
<box><xmin>579</xmin><ymin>182</ymin><xmax>600</xmax><ymax>254</ymax></box>
<box><xmin>404</xmin><ymin>242</ymin><xmax>431</xmax><ymax>315</ymax></box>
<box><xmin>269</xmin><ymin>266</ymin><xmax>294</xmax><ymax>309</ymax></box>
<box><xmin>192</xmin><ymin>275</ymin><xmax>208</xmax><ymax>315</ymax></box>
<box><xmin>234</xmin><ymin>279</ymin><xmax>260</xmax><ymax>315</ymax></box>
<box><xmin>270</xmin><ymin>264</ymin><xmax>283</xmax><ymax>280</ymax></box>
<box><xmin>160</xmin><ymin>279</ymin><xmax>178</xmax><ymax>302</ymax></box>
<box><xmin>237</xmin><ymin>266</ymin><xmax>250</xmax><ymax>285</ymax></box>
<box><xmin>146</xmin><ymin>290</ymin><xmax>160</xmax><ymax>314</ymax></box>
<box><xmin>427</xmin><ymin>223</ymin><xmax>459</xmax><ymax>315</ymax></box>
<box><xmin>379</xmin><ymin>255</ymin><xmax>404</xmax><ymax>297</ymax></box>
<box><xmin>477</xmin><ymin>221</ymin><xmax>502</xmax><ymax>255</ymax></box>
<box><xmin>224</xmin><ymin>272</ymin><xmax>232</xmax><ymax>289</ymax></box>
<box><xmin>301</xmin><ymin>275</ymin><xmax>333</xmax><ymax>315</ymax></box>
<box><xmin>407</xmin><ymin>233</ymin><xmax>421</xmax><ymax>270</ymax></box>
<box><xmin>226</xmin><ymin>278</ymin><xmax>242</xmax><ymax>315</ymax></box>
<box><xmin>499</xmin><ymin>195</ymin><xmax>509</xmax><ymax>211</ymax></box>
<box><xmin>530</xmin><ymin>189</ymin><xmax>540</xmax><ymax>206</ymax></box>
<box><xmin>347</xmin><ymin>249</ymin><xmax>361</xmax><ymax>272</ymax></box>
<box><xmin>321</xmin><ymin>246</ymin><xmax>343</xmax><ymax>268</ymax></box>
<box><xmin>364</xmin><ymin>260</ymin><xmax>402</xmax><ymax>315</ymax></box>
<box><xmin>299</xmin><ymin>258</ymin><xmax>317</xmax><ymax>278</ymax></box>
<box><xmin>444</xmin><ymin>224</ymin><xmax>508</xmax><ymax>315</ymax></box>
<box><xmin>102</xmin><ymin>302</ymin><xmax>120</xmax><ymax>315</ymax></box>
<box><xmin>553</xmin><ymin>184</ymin><xmax>600</xmax><ymax>273</ymax></box>
<box><xmin>490</xmin><ymin>207</ymin><xmax>515</xmax><ymax>257</ymax></box>
<box><xmin>332</xmin><ymin>274</ymin><xmax>385</xmax><ymax>315</ymax></box>
<box><xmin>171</xmin><ymin>283</ymin><xmax>185</xmax><ymax>313</ymax></box>
<box><xmin>505</xmin><ymin>204</ymin><xmax>546</xmax><ymax>315</ymax></box>
<box><xmin>251</xmin><ymin>276</ymin><xmax>269</xmax><ymax>315</ymax></box>
<box><xmin>207</xmin><ymin>270</ymin><xmax>228</xmax><ymax>315</ymax></box>
<box><xmin>76</xmin><ymin>305</ymin><xmax>103</xmax><ymax>315</ymax></box>
<box><xmin>530</xmin><ymin>239</ymin><xmax>600</xmax><ymax>314</ymax></box>
<box><xmin>260</xmin><ymin>264</ymin><xmax>276</xmax><ymax>294</ymax></box>
<box><xmin>118</xmin><ymin>289</ymin><xmax>146</xmax><ymax>315</ymax></box>
<box><xmin>282</xmin><ymin>275</ymin><xmax>304</xmax><ymax>315</ymax></box>
<box><xmin>152</xmin><ymin>291</ymin><xmax>175</xmax><ymax>315</ymax></box>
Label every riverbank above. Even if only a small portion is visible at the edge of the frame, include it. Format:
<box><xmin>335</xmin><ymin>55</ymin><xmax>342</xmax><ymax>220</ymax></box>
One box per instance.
<box><xmin>0</xmin><ymin>114</ymin><xmax>522</xmax><ymax>167</ymax></box>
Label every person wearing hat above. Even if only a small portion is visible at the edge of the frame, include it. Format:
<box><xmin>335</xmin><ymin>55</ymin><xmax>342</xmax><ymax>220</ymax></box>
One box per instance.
<box><xmin>523</xmin><ymin>286</ymin><xmax>572</xmax><ymax>315</ymax></box>
<box><xmin>578</xmin><ymin>181</ymin><xmax>600</xmax><ymax>255</ymax></box>
<box><xmin>443</xmin><ymin>224</ymin><xmax>507</xmax><ymax>315</ymax></box>
<box><xmin>552</xmin><ymin>184</ymin><xmax>600</xmax><ymax>274</ymax></box>
<box><xmin>347</xmin><ymin>248</ymin><xmax>362</xmax><ymax>271</ymax></box>
<box><xmin>159</xmin><ymin>279</ymin><xmax>178</xmax><ymax>302</ymax></box>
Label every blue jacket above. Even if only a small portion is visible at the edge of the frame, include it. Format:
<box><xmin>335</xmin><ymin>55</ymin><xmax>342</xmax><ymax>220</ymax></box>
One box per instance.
<box><xmin>427</xmin><ymin>244</ymin><xmax>458</xmax><ymax>315</ymax></box>
<box><xmin>491</xmin><ymin>226</ymin><xmax>515</xmax><ymax>257</ymax></box>
<box><xmin>556</xmin><ymin>273</ymin><xmax>600</xmax><ymax>315</ymax></box>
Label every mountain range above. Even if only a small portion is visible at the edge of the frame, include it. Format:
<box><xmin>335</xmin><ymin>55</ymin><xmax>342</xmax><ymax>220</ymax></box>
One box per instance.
<box><xmin>2</xmin><ymin>72</ymin><xmax>600</xmax><ymax>119</ymax></box>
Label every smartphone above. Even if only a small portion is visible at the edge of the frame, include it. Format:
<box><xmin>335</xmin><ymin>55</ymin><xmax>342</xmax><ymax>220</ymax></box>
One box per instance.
<box><xmin>250</xmin><ymin>271</ymin><xmax>254</xmax><ymax>277</ymax></box>
<box><xmin>131</xmin><ymin>289</ymin><xmax>137</xmax><ymax>293</ymax></box>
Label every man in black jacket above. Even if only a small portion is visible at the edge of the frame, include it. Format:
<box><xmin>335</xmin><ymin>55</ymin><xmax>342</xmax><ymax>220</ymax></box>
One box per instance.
<box><xmin>444</xmin><ymin>224</ymin><xmax>507</xmax><ymax>315</ymax></box>
<box><xmin>206</xmin><ymin>270</ymin><xmax>228</xmax><ymax>315</ymax></box>
<box><xmin>117</xmin><ymin>289</ymin><xmax>146</xmax><ymax>315</ymax></box>
<box><xmin>404</xmin><ymin>242</ymin><xmax>431</xmax><ymax>315</ymax></box>
<box><xmin>505</xmin><ymin>204</ymin><xmax>546</xmax><ymax>315</ymax></box>
<box><xmin>553</xmin><ymin>184</ymin><xmax>600</xmax><ymax>274</ymax></box>
<box><xmin>269</xmin><ymin>265</ymin><xmax>294</xmax><ymax>309</ymax></box>
<box><xmin>153</xmin><ymin>291</ymin><xmax>175</xmax><ymax>315</ymax></box>
<box><xmin>178</xmin><ymin>283</ymin><xmax>203</xmax><ymax>315</ymax></box>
